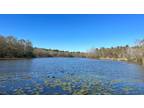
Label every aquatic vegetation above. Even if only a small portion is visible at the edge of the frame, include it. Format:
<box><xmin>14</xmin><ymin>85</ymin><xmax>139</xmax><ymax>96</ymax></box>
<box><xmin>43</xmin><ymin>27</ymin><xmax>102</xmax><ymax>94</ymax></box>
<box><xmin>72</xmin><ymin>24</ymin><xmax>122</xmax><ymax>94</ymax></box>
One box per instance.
<box><xmin>14</xmin><ymin>88</ymin><xmax>25</xmax><ymax>95</ymax></box>
<box><xmin>0</xmin><ymin>74</ymin><xmax>134</xmax><ymax>95</ymax></box>
<box><xmin>1</xmin><ymin>58</ymin><xmax>144</xmax><ymax>95</ymax></box>
<box><xmin>0</xmin><ymin>73</ymin><xmax>118</xmax><ymax>95</ymax></box>
<box><xmin>110</xmin><ymin>79</ymin><xmax>123</xmax><ymax>85</ymax></box>
<box><xmin>72</xmin><ymin>88</ymin><xmax>89</xmax><ymax>95</ymax></box>
<box><xmin>72</xmin><ymin>83</ymin><xmax>89</xmax><ymax>95</ymax></box>
<box><xmin>61</xmin><ymin>82</ymin><xmax>72</xmax><ymax>92</ymax></box>
<box><xmin>123</xmin><ymin>86</ymin><xmax>135</xmax><ymax>92</ymax></box>
<box><xmin>44</xmin><ymin>80</ymin><xmax>50</xmax><ymax>86</ymax></box>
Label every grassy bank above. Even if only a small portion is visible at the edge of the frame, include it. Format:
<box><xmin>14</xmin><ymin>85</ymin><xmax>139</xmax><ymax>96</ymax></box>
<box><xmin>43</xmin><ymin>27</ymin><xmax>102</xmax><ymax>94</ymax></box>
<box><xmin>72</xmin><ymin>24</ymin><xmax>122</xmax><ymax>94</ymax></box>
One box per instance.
<box><xmin>94</xmin><ymin>57</ymin><xmax>144</xmax><ymax>66</ymax></box>
<box><xmin>98</xmin><ymin>57</ymin><xmax>128</xmax><ymax>61</ymax></box>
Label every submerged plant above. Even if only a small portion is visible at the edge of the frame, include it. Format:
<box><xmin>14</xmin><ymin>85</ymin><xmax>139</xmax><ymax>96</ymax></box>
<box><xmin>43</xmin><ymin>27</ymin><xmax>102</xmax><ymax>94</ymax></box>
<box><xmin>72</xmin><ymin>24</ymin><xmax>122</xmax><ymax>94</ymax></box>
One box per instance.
<box><xmin>14</xmin><ymin>88</ymin><xmax>25</xmax><ymax>95</ymax></box>
<box><xmin>123</xmin><ymin>86</ymin><xmax>135</xmax><ymax>93</ymax></box>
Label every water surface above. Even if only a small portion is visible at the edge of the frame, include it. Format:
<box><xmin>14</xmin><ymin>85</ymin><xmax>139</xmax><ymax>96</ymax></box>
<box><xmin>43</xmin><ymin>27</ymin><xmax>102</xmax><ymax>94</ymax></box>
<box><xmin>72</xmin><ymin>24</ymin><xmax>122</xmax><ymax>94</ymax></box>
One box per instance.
<box><xmin>0</xmin><ymin>58</ymin><xmax>144</xmax><ymax>95</ymax></box>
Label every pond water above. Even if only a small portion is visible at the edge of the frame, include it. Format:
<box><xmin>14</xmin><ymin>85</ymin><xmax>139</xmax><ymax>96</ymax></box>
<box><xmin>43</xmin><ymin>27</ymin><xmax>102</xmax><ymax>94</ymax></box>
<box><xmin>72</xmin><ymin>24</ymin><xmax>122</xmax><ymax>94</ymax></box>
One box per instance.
<box><xmin>0</xmin><ymin>57</ymin><xmax>144</xmax><ymax>95</ymax></box>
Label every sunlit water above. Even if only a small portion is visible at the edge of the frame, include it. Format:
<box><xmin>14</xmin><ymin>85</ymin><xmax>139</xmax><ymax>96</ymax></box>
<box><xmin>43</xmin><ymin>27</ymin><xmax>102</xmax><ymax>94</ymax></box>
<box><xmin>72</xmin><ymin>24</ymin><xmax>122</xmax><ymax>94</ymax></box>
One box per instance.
<box><xmin>0</xmin><ymin>58</ymin><xmax>144</xmax><ymax>95</ymax></box>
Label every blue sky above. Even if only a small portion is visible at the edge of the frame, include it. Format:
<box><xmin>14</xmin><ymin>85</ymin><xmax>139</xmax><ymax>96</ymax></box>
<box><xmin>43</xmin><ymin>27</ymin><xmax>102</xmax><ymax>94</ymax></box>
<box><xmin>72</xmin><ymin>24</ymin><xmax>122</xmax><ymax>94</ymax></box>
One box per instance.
<box><xmin>0</xmin><ymin>14</ymin><xmax>144</xmax><ymax>51</ymax></box>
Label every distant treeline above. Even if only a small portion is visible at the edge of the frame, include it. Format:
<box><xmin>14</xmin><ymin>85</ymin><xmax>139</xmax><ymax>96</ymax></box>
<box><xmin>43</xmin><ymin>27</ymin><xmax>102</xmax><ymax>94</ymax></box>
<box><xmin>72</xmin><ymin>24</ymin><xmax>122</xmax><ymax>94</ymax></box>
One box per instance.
<box><xmin>1</xmin><ymin>35</ymin><xmax>144</xmax><ymax>65</ymax></box>
<box><xmin>87</xmin><ymin>40</ymin><xmax>144</xmax><ymax>65</ymax></box>
<box><xmin>0</xmin><ymin>35</ymin><xmax>86</xmax><ymax>58</ymax></box>
<box><xmin>33</xmin><ymin>48</ymin><xmax>86</xmax><ymax>58</ymax></box>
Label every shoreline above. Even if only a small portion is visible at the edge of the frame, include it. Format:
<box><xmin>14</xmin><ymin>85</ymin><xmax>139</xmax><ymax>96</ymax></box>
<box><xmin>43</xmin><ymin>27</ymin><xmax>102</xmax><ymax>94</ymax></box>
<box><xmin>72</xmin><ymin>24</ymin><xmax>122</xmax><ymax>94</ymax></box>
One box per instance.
<box><xmin>0</xmin><ymin>58</ymin><xmax>33</xmax><ymax>60</ymax></box>
<box><xmin>0</xmin><ymin>57</ymin><xmax>129</xmax><ymax>61</ymax></box>
<box><xmin>0</xmin><ymin>57</ymin><xmax>143</xmax><ymax>66</ymax></box>
<box><xmin>95</xmin><ymin>57</ymin><xmax>128</xmax><ymax>61</ymax></box>
<box><xmin>95</xmin><ymin>57</ymin><xmax>144</xmax><ymax>66</ymax></box>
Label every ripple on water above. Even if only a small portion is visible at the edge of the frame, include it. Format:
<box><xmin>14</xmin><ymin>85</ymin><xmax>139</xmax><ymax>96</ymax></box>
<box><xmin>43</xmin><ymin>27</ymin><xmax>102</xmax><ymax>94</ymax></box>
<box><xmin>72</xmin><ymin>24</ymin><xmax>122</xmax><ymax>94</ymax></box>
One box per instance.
<box><xmin>0</xmin><ymin>58</ymin><xmax>144</xmax><ymax>94</ymax></box>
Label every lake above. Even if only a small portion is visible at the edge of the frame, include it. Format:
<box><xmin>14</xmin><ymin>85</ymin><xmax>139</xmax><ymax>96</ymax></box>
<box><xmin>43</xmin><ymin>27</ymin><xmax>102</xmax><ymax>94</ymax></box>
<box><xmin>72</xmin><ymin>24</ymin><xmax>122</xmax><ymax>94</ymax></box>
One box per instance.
<box><xmin>0</xmin><ymin>57</ymin><xmax>144</xmax><ymax>95</ymax></box>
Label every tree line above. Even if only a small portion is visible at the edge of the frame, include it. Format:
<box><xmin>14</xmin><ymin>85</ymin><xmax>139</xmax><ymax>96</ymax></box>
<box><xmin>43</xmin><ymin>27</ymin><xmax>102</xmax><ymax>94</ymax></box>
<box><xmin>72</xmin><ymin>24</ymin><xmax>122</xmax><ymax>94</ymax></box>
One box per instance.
<box><xmin>87</xmin><ymin>39</ymin><xmax>144</xmax><ymax>65</ymax></box>
<box><xmin>0</xmin><ymin>35</ymin><xmax>86</xmax><ymax>58</ymax></box>
<box><xmin>0</xmin><ymin>35</ymin><xmax>33</xmax><ymax>58</ymax></box>
<box><xmin>1</xmin><ymin>35</ymin><xmax>144</xmax><ymax>65</ymax></box>
<box><xmin>33</xmin><ymin>48</ymin><xmax>86</xmax><ymax>58</ymax></box>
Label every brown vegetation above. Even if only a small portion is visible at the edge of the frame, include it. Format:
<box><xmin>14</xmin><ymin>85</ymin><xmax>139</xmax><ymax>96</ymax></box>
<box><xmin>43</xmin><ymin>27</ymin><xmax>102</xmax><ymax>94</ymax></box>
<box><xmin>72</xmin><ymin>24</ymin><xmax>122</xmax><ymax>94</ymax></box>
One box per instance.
<box><xmin>87</xmin><ymin>40</ymin><xmax>144</xmax><ymax>65</ymax></box>
<box><xmin>1</xmin><ymin>34</ymin><xmax>144</xmax><ymax>65</ymax></box>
